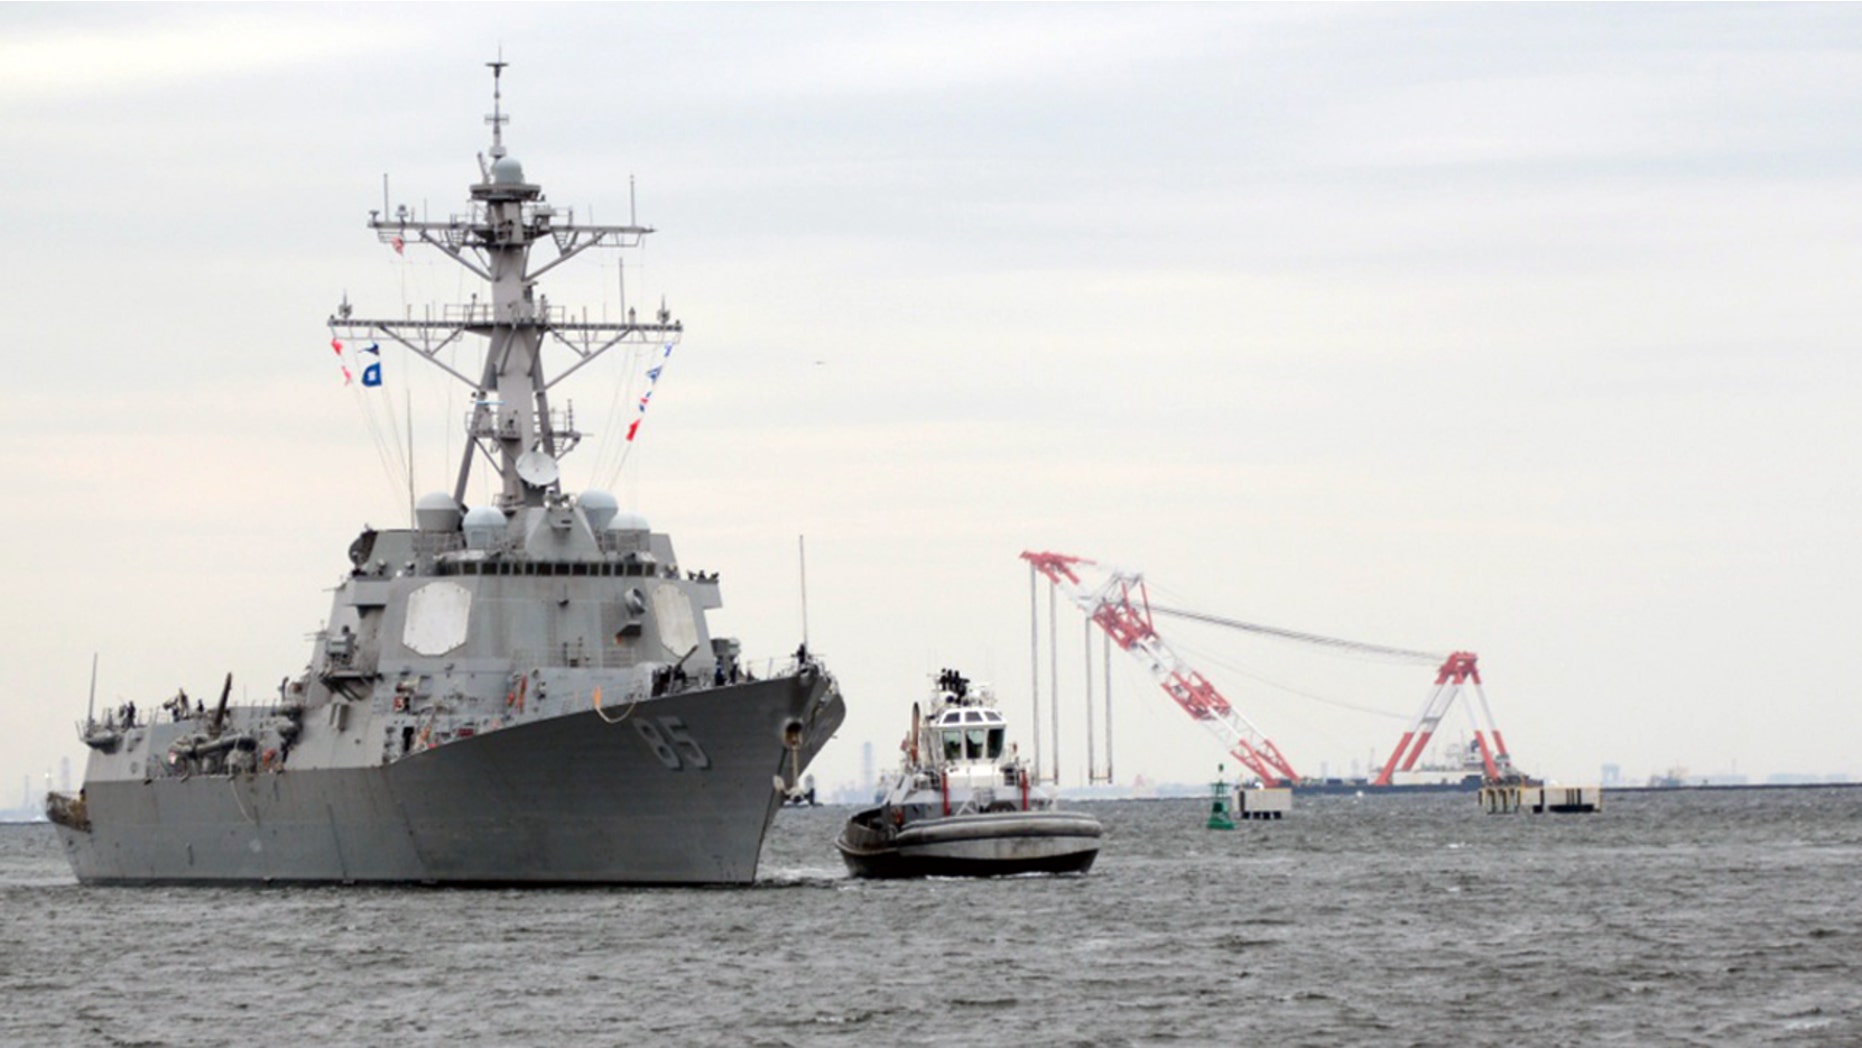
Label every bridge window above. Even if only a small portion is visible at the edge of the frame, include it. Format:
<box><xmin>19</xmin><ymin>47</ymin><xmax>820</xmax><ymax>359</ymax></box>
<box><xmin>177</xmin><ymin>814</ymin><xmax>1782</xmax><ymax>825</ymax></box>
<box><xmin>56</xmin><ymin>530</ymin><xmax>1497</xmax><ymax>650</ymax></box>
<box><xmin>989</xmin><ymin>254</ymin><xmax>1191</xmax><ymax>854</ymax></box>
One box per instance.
<box><xmin>966</xmin><ymin>727</ymin><xmax>988</xmax><ymax>760</ymax></box>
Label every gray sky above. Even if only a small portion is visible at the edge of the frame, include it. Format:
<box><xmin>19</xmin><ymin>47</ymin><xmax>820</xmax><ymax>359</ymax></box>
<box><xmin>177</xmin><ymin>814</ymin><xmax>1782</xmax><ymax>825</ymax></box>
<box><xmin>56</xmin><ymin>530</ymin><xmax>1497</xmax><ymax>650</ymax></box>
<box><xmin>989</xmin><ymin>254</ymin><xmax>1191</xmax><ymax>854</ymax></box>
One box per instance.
<box><xmin>4</xmin><ymin>3</ymin><xmax>1860</xmax><ymax>800</ymax></box>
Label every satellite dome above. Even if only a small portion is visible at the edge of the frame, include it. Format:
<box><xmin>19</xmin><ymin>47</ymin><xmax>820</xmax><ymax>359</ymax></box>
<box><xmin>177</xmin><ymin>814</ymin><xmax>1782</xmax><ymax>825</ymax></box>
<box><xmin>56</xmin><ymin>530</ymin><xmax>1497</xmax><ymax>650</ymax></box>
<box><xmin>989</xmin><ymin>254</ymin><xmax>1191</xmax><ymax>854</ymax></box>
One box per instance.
<box><xmin>462</xmin><ymin>505</ymin><xmax>506</xmax><ymax>549</ymax></box>
<box><xmin>579</xmin><ymin>490</ymin><xmax>619</xmax><ymax>533</ymax></box>
<box><xmin>607</xmin><ymin>510</ymin><xmax>650</xmax><ymax>533</ymax></box>
<box><xmin>414</xmin><ymin>492</ymin><xmax>462</xmax><ymax>532</ymax></box>
<box><xmin>490</xmin><ymin>155</ymin><xmax>526</xmax><ymax>185</ymax></box>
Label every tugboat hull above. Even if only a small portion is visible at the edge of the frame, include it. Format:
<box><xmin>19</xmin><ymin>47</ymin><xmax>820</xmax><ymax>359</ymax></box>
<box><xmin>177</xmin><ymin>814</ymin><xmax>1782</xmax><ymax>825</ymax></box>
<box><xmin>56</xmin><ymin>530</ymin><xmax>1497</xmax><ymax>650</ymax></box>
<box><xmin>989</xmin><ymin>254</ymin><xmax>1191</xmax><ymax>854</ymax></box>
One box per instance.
<box><xmin>837</xmin><ymin>809</ymin><xmax>1101</xmax><ymax>879</ymax></box>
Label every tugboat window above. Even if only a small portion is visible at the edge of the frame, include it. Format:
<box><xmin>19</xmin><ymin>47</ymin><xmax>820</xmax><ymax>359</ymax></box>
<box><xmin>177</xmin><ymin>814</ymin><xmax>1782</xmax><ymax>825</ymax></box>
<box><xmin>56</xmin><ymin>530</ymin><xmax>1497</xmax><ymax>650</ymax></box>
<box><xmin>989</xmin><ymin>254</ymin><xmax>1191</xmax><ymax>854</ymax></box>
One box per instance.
<box><xmin>985</xmin><ymin>727</ymin><xmax>1005</xmax><ymax>759</ymax></box>
<box><xmin>966</xmin><ymin>727</ymin><xmax>987</xmax><ymax>760</ymax></box>
<box><xmin>942</xmin><ymin>731</ymin><xmax>963</xmax><ymax>761</ymax></box>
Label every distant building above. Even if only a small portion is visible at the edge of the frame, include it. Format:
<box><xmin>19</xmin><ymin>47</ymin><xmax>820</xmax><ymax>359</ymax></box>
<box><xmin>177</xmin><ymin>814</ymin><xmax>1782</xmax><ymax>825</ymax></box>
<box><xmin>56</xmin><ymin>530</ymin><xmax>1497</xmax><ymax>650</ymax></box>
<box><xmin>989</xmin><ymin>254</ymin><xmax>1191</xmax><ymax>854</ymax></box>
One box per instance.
<box><xmin>1601</xmin><ymin>763</ymin><xmax>1621</xmax><ymax>787</ymax></box>
<box><xmin>1648</xmin><ymin>766</ymin><xmax>1689</xmax><ymax>787</ymax></box>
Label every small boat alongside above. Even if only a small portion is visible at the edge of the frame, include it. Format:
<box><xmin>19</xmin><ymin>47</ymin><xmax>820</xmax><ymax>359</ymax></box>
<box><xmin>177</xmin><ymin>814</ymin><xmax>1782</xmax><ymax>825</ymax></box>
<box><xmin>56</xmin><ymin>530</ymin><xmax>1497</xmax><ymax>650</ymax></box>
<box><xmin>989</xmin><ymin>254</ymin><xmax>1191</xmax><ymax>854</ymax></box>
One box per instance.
<box><xmin>837</xmin><ymin>669</ymin><xmax>1101</xmax><ymax>878</ymax></box>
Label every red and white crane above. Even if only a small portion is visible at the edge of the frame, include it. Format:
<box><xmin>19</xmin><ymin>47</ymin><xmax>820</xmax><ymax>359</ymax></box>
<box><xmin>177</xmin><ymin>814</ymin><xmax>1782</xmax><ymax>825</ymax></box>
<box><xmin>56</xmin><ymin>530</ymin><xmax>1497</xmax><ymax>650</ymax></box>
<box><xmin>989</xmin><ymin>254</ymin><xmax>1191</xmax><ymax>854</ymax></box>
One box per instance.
<box><xmin>1372</xmin><ymin>651</ymin><xmax>1516</xmax><ymax>784</ymax></box>
<box><xmin>1022</xmin><ymin>550</ymin><xmax>1521</xmax><ymax>787</ymax></box>
<box><xmin>1021</xmin><ymin>551</ymin><xmax>1301</xmax><ymax>786</ymax></box>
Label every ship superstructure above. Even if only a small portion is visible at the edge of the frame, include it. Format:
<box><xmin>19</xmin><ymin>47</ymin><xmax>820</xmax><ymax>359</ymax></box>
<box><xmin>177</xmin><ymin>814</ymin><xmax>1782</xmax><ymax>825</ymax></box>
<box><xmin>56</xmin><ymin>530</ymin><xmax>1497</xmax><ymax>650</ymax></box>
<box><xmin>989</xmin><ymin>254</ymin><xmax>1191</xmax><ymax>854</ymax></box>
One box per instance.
<box><xmin>47</xmin><ymin>63</ymin><xmax>844</xmax><ymax>885</ymax></box>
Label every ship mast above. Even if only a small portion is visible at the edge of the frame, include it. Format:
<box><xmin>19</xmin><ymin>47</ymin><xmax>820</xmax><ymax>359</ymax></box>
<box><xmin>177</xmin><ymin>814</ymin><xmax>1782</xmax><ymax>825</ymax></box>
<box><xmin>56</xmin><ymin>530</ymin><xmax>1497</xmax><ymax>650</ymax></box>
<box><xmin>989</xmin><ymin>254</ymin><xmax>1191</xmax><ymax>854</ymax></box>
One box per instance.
<box><xmin>330</xmin><ymin>60</ymin><xmax>681</xmax><ymax>512</ymax></box>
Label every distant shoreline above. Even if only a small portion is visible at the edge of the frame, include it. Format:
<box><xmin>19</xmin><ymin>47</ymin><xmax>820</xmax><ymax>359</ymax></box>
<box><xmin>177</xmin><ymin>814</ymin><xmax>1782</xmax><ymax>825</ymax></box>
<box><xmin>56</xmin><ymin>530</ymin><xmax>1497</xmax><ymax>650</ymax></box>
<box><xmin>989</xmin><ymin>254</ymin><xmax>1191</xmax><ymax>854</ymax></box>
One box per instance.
<box><xmin>1612</xmin><ymin>780</ymin><xmax>1862</xmax><ymax>793</ymax></box>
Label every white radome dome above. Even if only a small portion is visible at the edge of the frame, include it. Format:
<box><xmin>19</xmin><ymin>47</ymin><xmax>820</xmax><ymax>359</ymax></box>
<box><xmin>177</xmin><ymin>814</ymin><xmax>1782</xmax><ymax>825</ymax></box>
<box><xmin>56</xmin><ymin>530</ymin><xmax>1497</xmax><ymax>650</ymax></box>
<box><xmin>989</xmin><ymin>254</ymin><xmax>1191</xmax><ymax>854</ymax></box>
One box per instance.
<box><xmin>490</xmin><ymin>155</ymin><xmax>526</xmax><ymax>184</ymax></box>
<box><xmin>414</xmin><ymin>491</ymin><xmax>462</xmax><ymax>532</ymax></box>
<box><xmin>579</xmin><ymin>490</ymin><xmax>619</xmax><ymax>532</ymax></box>
<box><xmin>462</xmin><ymin>505</ymin><xmax>506</xmax><ymax>549</ymax></box>
<box><xmin>607</xmin><ymin>510</ymin><xmax>650</xmax><ymax>533</ymax></box>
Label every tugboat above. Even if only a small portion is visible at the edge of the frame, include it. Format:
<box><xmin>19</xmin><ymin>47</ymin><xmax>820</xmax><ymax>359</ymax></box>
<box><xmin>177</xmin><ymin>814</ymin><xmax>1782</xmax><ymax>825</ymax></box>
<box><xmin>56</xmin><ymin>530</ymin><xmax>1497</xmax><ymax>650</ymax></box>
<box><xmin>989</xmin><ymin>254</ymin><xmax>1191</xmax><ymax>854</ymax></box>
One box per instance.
<box><xmin>836</xmin><ymin>669</ymin><xmax>1101</xmax><ymax>878</ymax></box>
<box><xmin>44</xmin><ymin>62</ymin><xmax>845</xmax><ymax>886</ymax></box>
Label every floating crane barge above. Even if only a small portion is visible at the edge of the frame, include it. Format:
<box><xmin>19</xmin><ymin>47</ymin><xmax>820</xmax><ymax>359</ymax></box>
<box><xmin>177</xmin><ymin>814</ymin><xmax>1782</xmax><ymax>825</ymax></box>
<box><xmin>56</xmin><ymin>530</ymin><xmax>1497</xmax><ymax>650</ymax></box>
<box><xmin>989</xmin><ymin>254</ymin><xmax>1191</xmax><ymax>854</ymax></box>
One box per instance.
<box><xmin>1021</xmin><ymin>550</ymin><xmax>1532</xmax><ymax>794</ymax></box>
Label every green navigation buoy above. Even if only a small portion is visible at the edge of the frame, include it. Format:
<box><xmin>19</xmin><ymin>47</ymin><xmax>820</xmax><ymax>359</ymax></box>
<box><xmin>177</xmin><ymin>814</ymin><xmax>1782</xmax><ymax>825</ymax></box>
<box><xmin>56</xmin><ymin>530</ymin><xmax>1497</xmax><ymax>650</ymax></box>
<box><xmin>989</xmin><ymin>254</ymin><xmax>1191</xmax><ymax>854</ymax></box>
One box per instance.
<box><xmin>1206</xmin><ymin>764</ymin><xmax>1235</xmax><ymax>830</ymax></box>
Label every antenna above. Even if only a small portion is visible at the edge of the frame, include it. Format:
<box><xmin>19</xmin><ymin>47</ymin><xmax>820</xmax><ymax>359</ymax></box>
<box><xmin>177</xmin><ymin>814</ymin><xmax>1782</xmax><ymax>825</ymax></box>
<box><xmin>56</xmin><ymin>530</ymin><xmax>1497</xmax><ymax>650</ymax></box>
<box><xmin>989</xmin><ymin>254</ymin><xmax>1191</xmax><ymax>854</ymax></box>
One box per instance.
<box><xmin>798</xmin><ymin>535</ymin><xmax>810</xmax><ymax>649</ymax></box>
<box><xmin>406</xmin><ymin>387</ymin><xmax>417</xmax><ymax>527</ymax></box>
<box><xmin>485</xmin><ymin>52</ymin><xmax>510</xmax><ymax>158</ymax></box>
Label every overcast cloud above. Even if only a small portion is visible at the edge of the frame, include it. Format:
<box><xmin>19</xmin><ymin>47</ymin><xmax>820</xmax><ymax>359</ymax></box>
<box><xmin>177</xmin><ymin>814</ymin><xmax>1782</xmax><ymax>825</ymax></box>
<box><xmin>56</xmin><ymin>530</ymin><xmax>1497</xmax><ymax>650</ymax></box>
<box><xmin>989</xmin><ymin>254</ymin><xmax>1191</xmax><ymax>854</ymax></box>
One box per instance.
<box><xmin>3</xmin><ymin>4</ymin><xmax>1859</xmax><ymax>802</ymax></box>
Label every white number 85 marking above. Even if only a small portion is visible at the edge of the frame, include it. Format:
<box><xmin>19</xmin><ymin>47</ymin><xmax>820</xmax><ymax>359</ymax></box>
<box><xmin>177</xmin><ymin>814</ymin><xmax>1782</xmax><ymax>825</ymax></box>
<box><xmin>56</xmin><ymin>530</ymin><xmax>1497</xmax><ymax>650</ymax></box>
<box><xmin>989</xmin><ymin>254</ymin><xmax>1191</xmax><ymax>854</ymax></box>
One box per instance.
<box><xmin>634</xmin><ymin>716</ymin><xmax>711</xmax><ymax>771</ymax></box>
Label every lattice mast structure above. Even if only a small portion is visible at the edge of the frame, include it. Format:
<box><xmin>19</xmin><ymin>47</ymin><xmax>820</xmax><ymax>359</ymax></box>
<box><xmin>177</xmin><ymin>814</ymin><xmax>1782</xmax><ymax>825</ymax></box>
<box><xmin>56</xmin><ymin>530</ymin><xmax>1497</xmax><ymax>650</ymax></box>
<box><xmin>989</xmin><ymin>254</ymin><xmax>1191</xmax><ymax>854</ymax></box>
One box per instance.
<box><xmin>1021</xmin><ymin>551</ymin><xmax>1300</xmax><ymax>787</ymax></box>
<box><xmin>329</xmin><ymin>59</ymin><xmax>681</xmax><ymax>514</ymax></box>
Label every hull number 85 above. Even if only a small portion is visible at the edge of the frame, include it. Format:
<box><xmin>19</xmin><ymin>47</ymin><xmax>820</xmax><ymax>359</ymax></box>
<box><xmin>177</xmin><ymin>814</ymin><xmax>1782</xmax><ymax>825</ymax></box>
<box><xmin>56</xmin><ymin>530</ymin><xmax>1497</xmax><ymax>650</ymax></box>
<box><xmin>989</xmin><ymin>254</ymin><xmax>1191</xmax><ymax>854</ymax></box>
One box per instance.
<box><xmin>634</xmin><ymin>716</ymin><xmax>711</xmax><ymax>771</ymax></box>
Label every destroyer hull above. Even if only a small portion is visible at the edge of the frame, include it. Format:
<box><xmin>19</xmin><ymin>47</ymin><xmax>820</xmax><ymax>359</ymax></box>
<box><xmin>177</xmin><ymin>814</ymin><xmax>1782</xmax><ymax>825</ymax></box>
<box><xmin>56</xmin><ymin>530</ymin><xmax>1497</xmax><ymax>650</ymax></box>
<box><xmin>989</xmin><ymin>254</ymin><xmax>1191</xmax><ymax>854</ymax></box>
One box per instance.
<box><xmin>56</xmin><ymin>675</ymin><xmax>840</xmax><ymax>886</ymax></box>
<box><xmin>837</xmin><ymin>809</ymin><xmax>1102</xmax><ymax>879</ymax></box>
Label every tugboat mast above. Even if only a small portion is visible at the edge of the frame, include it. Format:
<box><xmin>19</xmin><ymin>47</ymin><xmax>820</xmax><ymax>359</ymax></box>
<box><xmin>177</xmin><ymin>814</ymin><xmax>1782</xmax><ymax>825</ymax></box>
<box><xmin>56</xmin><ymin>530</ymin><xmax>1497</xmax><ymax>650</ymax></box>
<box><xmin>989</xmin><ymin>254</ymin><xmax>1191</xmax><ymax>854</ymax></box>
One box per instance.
<box><xmin>330</xmin><ymin>60</ymin><xmax>681</xmax><ymax>512</ymax></box>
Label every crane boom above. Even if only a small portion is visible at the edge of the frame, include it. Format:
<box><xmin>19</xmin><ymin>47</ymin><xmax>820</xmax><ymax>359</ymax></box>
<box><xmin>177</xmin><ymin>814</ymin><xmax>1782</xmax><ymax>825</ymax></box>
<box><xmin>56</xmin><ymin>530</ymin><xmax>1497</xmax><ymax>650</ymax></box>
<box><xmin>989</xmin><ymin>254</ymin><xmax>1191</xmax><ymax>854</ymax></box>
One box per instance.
<box><xmin>1021</xmin><ymin>551</ymin><xmax>1300</xmax><ymax>786</ymax></box>
<box><xmin>1146</xmin><ymin>604</ymin><xmax>1518</xmax><ymax>782</ymax></box>
<box><xmin>1373</xmin><ymin>652</ymin><xmax>1516</xmax><ymax>784</ymax></box>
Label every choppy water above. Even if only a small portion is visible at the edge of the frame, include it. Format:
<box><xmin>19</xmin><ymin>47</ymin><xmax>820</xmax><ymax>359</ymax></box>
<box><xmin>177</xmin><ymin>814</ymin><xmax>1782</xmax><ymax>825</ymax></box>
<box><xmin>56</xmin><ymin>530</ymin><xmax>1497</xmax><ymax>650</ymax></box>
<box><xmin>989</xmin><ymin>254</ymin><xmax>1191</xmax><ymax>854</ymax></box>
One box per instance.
<box><xmin>3</xmin><ymin>788</ymin><xmax>1859</xmax><ymax>1047</ymax></box>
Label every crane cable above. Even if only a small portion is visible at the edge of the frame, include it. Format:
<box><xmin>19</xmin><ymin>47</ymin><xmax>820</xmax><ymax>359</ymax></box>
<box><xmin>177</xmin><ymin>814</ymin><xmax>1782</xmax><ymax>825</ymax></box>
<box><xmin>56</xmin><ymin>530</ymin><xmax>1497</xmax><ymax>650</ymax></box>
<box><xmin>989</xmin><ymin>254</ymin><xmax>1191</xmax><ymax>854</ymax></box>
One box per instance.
<box><xmin>1145</xmin><ymin>603</ymin><xmax>1446</xmax><ymax>664</ymax></box>
<box><xmin>1159</xmin><ymin>632</ymin><xmax>1414</xmax><ymax>722</ymax></box>
<box><xmin>1133</xmin><ymin>581</ymin><xmax>1439</xmax><ymax>722</ymax></box>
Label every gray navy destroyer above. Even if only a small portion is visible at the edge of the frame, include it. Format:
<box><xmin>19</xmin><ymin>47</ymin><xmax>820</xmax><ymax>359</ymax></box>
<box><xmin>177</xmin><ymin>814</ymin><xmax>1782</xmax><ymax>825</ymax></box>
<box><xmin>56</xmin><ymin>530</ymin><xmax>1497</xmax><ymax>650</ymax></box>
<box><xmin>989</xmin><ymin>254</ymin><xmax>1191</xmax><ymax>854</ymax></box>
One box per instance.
<box><xmin>45</xmin><ymin>64</ymin><xmax>846</xmax><ymax>885</ymax></box>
